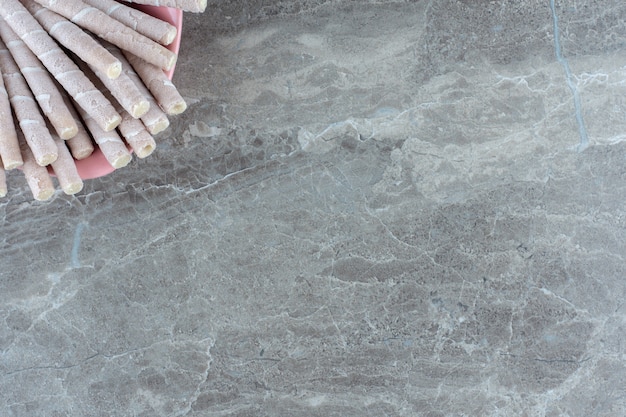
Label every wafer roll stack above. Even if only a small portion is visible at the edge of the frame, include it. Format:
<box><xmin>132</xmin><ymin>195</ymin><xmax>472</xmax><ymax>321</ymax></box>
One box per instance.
<box><xmin>0</xmin><ymin>0</ymin><xmax>202</xmax><ymax>200</ymax></box>
<box><xmin>34</xmin><ymin>0</ymin><xmax>177</xmax><ymax>71</ymax></box>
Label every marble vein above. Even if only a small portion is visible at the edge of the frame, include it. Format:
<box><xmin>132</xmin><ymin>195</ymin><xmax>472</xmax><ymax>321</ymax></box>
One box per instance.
<box><xmin>549</xmin><ymin>0</ymin><xmax>590</xmax><ymax>151</ymax></box>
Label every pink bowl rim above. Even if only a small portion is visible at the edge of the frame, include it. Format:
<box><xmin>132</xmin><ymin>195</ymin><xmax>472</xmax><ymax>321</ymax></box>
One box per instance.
<box><xmin>71</xmin><ymin>6</ymin><xmax>183</xmax><ymax>180</ymax></box>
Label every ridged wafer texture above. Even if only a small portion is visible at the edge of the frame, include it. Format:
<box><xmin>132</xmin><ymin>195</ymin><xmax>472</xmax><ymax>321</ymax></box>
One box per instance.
<box><xmin>18</xmin><ymin>131</ymin><xmax>55</xmax><ymax>201</ymax></box>
<box><xmin>0</xmin><ymin>0</ymin><xmax>121</xmax><ymax>132</ymax></box>
<box><xmin>23</xmin><ymin>0</ymin><xmax>122</xmax><ymax>79</ymax></box>
<box><xmin>34</xmin><ymin>0</ymin><xmax>177</xmax><ymax>71</ymax></box>
<box><xmin>124</xmin><ymin>51</ymin><xmax>187</xmax><ymax>115</ymax></box>
<box><xmin>83</xmin><ymin>0</ymin><xmax>177</xmax><ymax>45</ymax></box>
<box><xmin>0</xmin><ymin>18</ymin><xmax>78</xmax><ymax>140</ymax></box>
<box><xmin>0</xmin><ymin>37</ymin><xmax>58</xmax><ymax>166</ymax></box>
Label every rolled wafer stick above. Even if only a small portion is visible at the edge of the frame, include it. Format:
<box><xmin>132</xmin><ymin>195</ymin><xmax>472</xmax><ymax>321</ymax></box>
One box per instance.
<box><xmin>104</xmin><ymin>43</ymin><xmax>169</xmax><ymax>134</ymax></box>
<box><xmin>138</xmin><ymin>89</ymin><xmax>169</xmax><ymax>135</ymax></box>
<box><xmin>77</xmin><ymin>53</ymin><xmax>156</xmax><ymax>157</ymax></box>
<box><xmin>18</xmin><ymin>131</ymin><xmax>55</xmax><ymax>201</ymax></box>
<box><xmin>0</xmin><ymin>64</ymin><xmax>22</xmax><ymax>170</ymax></box>
<box><xmin>90</xmin><ymin>68</ymin><xmax>157</xmax><ymax>157</ymax></box>
<box><xmin>0</xmin><ymin>0</ymin><xmax>121</xmax><ymax>132</ymax></box>
<box><xmin>124</xmin><ymin>51</ymin><xmax>187</xmax><ymax>115</ymax></box>
<box><xmin>118</xmin><ymin>109</ymin><xmax>157</xmax><ymax>158</ymax></box>
<box><xmin>74</xmin><ymin>101</ymin><xmax>132</xmax><ymax>169</ymax></box>
<box><xmin>22</xmin><ymin>0</ymin><xmax>121</xmax><ymax>79</ymax></box>
<box><xmin>56</xmin><ymin>87</ymin><xmax>95</xmax><ymax>160</ymax></box>
<box><xmin>0</xmin><ymin>19</ymin><xmax>78</xmax><ymax>140</ymax></box>
<box><xmin>34</xmin><ymin>0</ymin><xmax>177</xmax><ymax>71</ymax></box>
<box><xmin>119</xmin><ymin>0</ymin><xmax>207</xmax><ymax>13</ymax></box>
<box><xmin>66</xmin><ymin>120</ymin><xmax>95</xmax><ymax>160</ymax></box>
<box><xmin>72</xmin><ymin>50</ymin><xmax>150</xmax><ymax>119</ymax></box>
<box><xmin>83</xmin><ymin>0</ymin><xmax>177</xmax><ymax>45</ymax></box>
<box><xmin>0</xmin><ymin>162</ymin><xmax>7</xmax><ymax>197</ymax></box>
<box><xmin>50</xmin><ymin>136</ymin><xmax>83</xmax><ymax>195</ymax></box>
<box><xmin>0</xmin><ymin>39</ymin><xmax>57</xmax><ymax>166</ymax></box>
<box><xmin>64</xmin><ymin>110</ymin><xmax>95</xmax><ymax>160</ymax></box>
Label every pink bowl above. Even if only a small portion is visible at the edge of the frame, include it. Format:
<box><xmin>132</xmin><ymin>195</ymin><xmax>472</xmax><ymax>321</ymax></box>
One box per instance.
<box><xmin>72</xmin><ymin>6</ymin><xmax>183</xmax><ymax>180</ymax></box>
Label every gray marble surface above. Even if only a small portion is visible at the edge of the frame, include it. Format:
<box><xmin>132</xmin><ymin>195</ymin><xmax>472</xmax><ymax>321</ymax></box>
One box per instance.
<box><xmin>2</xmin><ymin>0</ymin><xmax>626</xmax><ymax>415</ymax></box>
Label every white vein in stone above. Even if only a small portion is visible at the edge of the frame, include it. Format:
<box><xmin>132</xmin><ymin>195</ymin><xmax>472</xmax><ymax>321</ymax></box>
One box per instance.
<box><xmin>70</xmin><ymin>222</ymin><xmax>87</xmax><ymax>269</ymax></box>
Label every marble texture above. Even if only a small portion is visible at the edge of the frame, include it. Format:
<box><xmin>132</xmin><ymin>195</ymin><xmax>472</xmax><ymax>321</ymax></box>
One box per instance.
<box><xmin>2</xmin><ymin>0</ymin><xmax>626</xmax><ymax>415</ymax></box>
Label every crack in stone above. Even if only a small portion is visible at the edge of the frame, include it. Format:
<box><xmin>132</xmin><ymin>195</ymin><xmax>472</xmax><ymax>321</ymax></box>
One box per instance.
<box><xmin>2</xmin><ymin>353</ymin><xmax>100</xmax><ymax>378</ymax></box>
<box><xmin>178</xmin><ymin>337</ymin><xmax>215</xmax><ymax>417</ymax></box>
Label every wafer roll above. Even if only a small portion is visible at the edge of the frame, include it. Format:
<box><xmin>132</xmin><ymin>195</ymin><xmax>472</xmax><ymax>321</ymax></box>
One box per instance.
<box><xmin>101</xmin><ymin>42</ymin><xmax>169</xmax><ymax>134</ymax></box>
<box><xmin>75</xmin><ymin>102</ymin><xmax>132</xmax><ymax>169</ymax></box>
<box><xmin>0</xmin><ymin>62</ymin><xmax>22</xmax><ymax>170</ymax></box>
<box><xmin>78</xmin><ymin>53</ymin><xmax>156</xmax><ymax>157</ymax></box>
<box><xmin>124</xmin><ymin>51</ymin><xmax>186</xmax><ymax>115</ymax></box>
<box><xmin>58</xmin><ymin>89</ymin><xmax>95</xmax><ymax>160</ymax></box>
<box><xmin>83</xmin><ymin>0</ymin><xmax>177</xmax><ymax>45</ymax></box>
<box><xmin>0</xmin><ymin>38</ymin><xmax>57</xmax><ymax>166</ymax></box>
<box><xmin>19</xmin><ymin>132</ymin><xmax>55</xmax><ymax>201</ymax></box>
<box><xmin>118</xmin><ymin>109</ymin><xmax>157</xmax><ymax>158</ymax></box>
<box><xmin>50</xmin><ymin>137</ymin><xmax>83</xmax><ymax>194</ymax></box>
<box><xmin>0</xmin><ymin>0</ymin><xmax>121</xmax><ymax>132</ymax></box>
<box><xmin>0</xmin><ymin>19</ymin><xmax>78</xmax><ymax>140</ymax></box>
<box><xmin>22</xmin><ymin>0</ymin><xmax>121</xmax><ymax>79</ymax></box>
<box><xmin>66</xmin><ymin>121</ymin><xmax>95</xmax><ymax>160</ymax></box>
<box><xmin>76</xmin><ymin>51</ymin><xmax>150</xmax><ymax>119</ymax></box>
<box><xmin>138</xmin><ymin>91</ymin><xmax>169</xmax><ymax>134</ymax></box>
<box><xmin>34</xmin><ymin>0</ymin><xmax>177</xmax><ymax>71</ymax></box>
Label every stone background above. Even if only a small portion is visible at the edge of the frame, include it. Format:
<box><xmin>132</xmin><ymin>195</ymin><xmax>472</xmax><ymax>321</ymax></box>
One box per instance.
<box><xmin>2</xmin><ymin>1</ymin><xmax>626</xmax><ymax>416</ymax></box>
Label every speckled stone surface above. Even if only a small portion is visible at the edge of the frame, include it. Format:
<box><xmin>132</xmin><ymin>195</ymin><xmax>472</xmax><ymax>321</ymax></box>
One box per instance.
<box><xmin>2</xmin><ymin>1</ymin><xmax>626</xmax><ymax>416</ymax></box>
